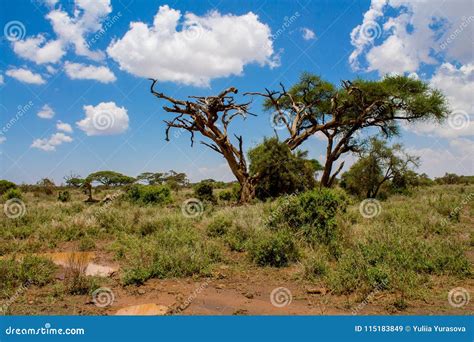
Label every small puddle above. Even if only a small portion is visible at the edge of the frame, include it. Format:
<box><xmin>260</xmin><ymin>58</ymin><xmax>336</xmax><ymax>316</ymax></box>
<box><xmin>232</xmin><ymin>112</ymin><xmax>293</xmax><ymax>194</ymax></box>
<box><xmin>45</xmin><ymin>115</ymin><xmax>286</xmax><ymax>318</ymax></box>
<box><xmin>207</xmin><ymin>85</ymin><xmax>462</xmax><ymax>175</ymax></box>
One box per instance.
<box><xmin>40</xmin><ymin>252</ymin><xmax>117</xmax><ymax>277</ymax></box>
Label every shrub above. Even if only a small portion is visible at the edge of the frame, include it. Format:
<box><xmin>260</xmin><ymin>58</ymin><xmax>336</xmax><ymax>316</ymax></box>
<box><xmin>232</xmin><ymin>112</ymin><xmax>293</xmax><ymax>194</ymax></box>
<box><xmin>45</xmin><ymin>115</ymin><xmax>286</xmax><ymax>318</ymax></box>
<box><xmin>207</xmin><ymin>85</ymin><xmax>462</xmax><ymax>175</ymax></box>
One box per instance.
<box><xmin>303</xmin><ymin>252</ymin><xmax>329</xmax><ymax>280</ymax></box>
<box><xmin>127</xmin><ymin>184</ymin><xmax>171</xmax><ymax>205</ymax></box>
<box><xmin>58</xmin><ymin>191</ymin><xmax>71</xmax><ymax>202</ymax></box>
<box><xmin>206</xmin><ymin>216</ymin><xmax>232</xmax><ymax>237</ymax></box>
<box><xmin>218</xmin><ymin>190</ymin><xmax>233</xmax><ymax>202</ymax></box>
<box><xmin>3</xmin><ymin>188</ymin><xmax>22</xmax><ymax>200</ymax></box>
<box><xmin>225</xmin><ymin>225</ymin><xmax>252</xmax><ymax>252</ymax></box>
<box><xmin>267</xmin><ymin>188</ymin><xmax>348</xmax><ymax>245</ymax></box>
<box><xmin>248</xmin><ymin>138</ymin><xmax>321</xmax><ymax>200</ymax></box>
<box><xmin>120</xmin><ymin>228</ymin><xmax>221</xmax><ymax>285</ymax></box>
<box><xmin>0</xmin><ymin>180</ymin><xmax>16</xmax><ymax>195</ymax></box>
<box><xmin>249</xmin><ymin>230</ymin><xmax>299</xmax><ymax>267</ymax></box>
<box><xmin>78</xmin><ymin>237</ymin><xmax>96</xmax><ymax>251</ymax></box>
<box><xmin>0</xmin><ymin>256</ymin><xmax>56</xmax><ymax>298</ymax></box>
<box><xmin>194</xmin><ymin>181</ymin><xmax>215</xmax><ymax>202</ymax></box>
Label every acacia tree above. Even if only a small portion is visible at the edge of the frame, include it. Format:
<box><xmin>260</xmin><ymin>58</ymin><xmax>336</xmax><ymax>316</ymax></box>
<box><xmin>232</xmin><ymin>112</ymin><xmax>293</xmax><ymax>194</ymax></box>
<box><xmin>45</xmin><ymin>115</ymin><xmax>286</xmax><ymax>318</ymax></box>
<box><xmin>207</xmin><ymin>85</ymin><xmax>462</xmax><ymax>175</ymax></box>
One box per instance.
<box><xmin>149</xmin><ymin>79</ymin><xmax>258</xmax><ymax>203</ymax></box>
<box><xmin>251</xmin><ymin>73</ymin><xmax>449</xmax><ymax>187</ymax></box>
<box><xmin>340</xmin><ymin>138</ymin><xmax>419</xmax><ymax>198</ymax></box>
<box><xmin>86</xmin><ymin>171</ymin><xmax>135</xmax><ymax>187</ymax></box>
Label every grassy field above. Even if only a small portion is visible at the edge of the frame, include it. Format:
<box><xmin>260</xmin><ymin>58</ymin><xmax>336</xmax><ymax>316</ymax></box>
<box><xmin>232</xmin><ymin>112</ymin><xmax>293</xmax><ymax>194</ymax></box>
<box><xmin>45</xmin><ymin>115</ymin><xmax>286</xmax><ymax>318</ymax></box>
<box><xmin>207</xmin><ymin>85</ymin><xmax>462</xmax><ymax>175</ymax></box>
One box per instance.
<box><xmin>0</xmin><ymin>184</ymin><xmax>472</xmax><ymax>315</ymax></box>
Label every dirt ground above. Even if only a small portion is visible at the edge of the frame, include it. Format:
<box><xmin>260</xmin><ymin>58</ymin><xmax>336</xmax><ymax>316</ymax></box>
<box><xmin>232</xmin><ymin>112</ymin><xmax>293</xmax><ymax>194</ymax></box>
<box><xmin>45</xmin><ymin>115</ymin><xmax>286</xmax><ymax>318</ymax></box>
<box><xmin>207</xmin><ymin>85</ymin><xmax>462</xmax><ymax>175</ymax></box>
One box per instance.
<box><xmin>9</xmin><ymin>249</ymin><xmax>474</xmax><ymax>316</ymax></box>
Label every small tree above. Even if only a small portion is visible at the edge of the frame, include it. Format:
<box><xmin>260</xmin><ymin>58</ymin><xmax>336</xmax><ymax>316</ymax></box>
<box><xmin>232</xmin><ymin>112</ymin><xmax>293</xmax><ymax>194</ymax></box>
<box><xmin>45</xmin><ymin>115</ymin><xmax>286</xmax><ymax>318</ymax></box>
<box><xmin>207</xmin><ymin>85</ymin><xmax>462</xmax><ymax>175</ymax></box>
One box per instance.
<box><xmin>194</xmin><ymin>181</ymin><xmax>215</xmax><ymax>202</ymax></box>
<box><xmin>248</xmin><ymin>138</ymin><xmax>321</xmax><ymax>200</ymax></box>
<box><xmin>0</xmin><ymin>180</ymin><xmax>16</xmax><ymax>195</ymax></box>
<box><xmin>86</xmin><ymin>171</ymin><xmax>135</xmax><ymax>187</ymax></box>
<box><xmin>137</xmin><ymin>172</ymin><xmax>165</xmax><ymax>185</ymax></box>
<box><xmin>37</xmin><ymin>178</ymin><xmax>55</xmax><ymax>195</ymax></box>
<box><xmin>340</xmin><ymin>138</ymin><xmax>419</xmax><ymax>198</ymax></box>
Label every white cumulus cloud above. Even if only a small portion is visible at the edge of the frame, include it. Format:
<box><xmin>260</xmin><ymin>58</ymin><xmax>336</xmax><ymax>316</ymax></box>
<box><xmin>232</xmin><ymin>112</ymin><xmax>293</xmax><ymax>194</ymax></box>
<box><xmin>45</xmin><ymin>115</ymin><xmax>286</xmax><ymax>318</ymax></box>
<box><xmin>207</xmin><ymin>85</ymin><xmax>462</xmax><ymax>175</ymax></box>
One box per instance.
<box><xmin>56</xmin><ymin>120</ymin><xmax>73</xmax><ymax>133</ymax></box>
<box><xmin>64</xmin><ymin>61</ymin><xmax>116</xmax><ymax>83</ymax></box>
<box><xmin>301</xmin><ymin>27</ymin><xmax>316</xmax><ymax>40</ymax></box>
<box><xmin>349</xmin><ymin>0</ymin><xmax>473</xmax><ymax>74</ymax></box>
<box><xmin>12</xmin><ymin>0</ymin><xmax>112</xmax><ymax>64</ymax></box>
<box><xmin>107</xmin><ymin>5</ymin><xmax>278</xmax><ymax>86</ymax></box>
<box><xmin>37</xmin><ymin>104</ymin><xmax>55</xmax><ymax>119</ymax></box>
<box><xmin>31</xmin><ymin>132</ymin><xmax>73</xmax><ymax>151</ymax></box>
<box><xmin>13</xmin><ymin>35</ymin><xmax>65</xmax><ymax>65</ymax></box>
<box><xmin>6</xmin><ymin>68</ymin><xmax>46</xmax><ymax>84</ymax></box>
<box><xmin>76</xmin><ymin>101</ymin><xmax>129</xmax><ymax>136</ymax></box>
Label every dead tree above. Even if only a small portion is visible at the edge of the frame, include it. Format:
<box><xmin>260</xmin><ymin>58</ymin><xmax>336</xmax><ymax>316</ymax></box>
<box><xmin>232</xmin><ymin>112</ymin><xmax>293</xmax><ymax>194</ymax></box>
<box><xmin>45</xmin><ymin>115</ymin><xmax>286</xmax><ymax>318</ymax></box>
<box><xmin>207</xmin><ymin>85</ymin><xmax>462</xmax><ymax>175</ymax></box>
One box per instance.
<box><xmin>149</xmin><ymin>79</ymin><xmax>258</xmax><ymax>203</ymax></box>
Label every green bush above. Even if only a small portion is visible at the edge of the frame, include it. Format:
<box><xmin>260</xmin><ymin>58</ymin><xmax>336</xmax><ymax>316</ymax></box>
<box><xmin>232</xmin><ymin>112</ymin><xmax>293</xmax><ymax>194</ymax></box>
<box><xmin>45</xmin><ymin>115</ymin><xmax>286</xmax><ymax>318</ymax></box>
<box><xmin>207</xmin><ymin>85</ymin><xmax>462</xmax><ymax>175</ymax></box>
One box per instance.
<box><xmin>225</xmin><ymin>225</ymin><xmax>252</xmax><ymax>252</ymax></box>
<box><xmin>0</xmin><ymin>180</ymin><xmax>16</xmax><ymax>195</ymax></box>
<box><xmin>249</xmin><ymin>230</ymin><xmax>299</xmax><ymax>267</ymax></box>
<box><xmin>119</xmin><ymin>228</ymin><xmax>221</xmax><ymax>285</ymax></box>
<box><xmin>328</xmin><ymin>236</ymin><xmax>471</xmax><ymax>296</ymax></box>
<box><xmin>58</xmin><ymin>191</ymin><xmax>71</xmax><ymax>202</ymax></box>
<box><xmin>218</xmin><ymin>190</ymin><xmax>233</xmax><ymax>202</ymax></box>
<box><xmin>3</xmin><ymin>188</ymin><xmax>22</xmax><ymax>200</ymax></box>
<box><xmin>267</xmin><ymin>188</ymin><xmax>348</xmax><ymax>245</ymax></box>
<box><xmin>194</xmin><ymin>181</ymin><xmax>215</xmax><ymax>202</ymax></box>
<box><xmin>0</xmin><ymin>256</ymin><xmax>56</xmax><ymax>298</ymax></box>
<box><xmin>127</xmin><ymin>184</ymin><xmax>171</xmax><ymax>205</ymax></box>
<box><xmin>206</xmin><ymin>216</ymin><xmax>232</xmax><ymax>237</ymax></box>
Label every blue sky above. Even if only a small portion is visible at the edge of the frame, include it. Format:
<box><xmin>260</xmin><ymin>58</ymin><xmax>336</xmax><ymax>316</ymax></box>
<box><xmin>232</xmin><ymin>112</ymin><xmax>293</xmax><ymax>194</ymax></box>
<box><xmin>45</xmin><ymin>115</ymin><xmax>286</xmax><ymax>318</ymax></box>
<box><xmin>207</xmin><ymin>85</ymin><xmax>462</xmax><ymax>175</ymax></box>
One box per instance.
<box><xmin>0</xmin><ymin>0</ymin><xmax>472</xmax><ymax>184</ymax></box>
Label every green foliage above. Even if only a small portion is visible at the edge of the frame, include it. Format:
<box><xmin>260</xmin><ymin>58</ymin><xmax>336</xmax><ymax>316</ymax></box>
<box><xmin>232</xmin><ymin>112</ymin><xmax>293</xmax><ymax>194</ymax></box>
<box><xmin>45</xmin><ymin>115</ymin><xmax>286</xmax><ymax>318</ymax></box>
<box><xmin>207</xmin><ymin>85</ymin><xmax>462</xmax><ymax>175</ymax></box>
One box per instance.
<box><xmin>206</xmin><ymin>216</ymin><xmax>232</xmax><ymax>237</ymax></box>
<box><xmin>3</xmin><ymin>188</ymin><xmax>22</xmax><ymax>200</ymax></box>
<box><xmin>341</xmin><ymin>138</ymin><xmax>419</xmax><ymax>198</ymax></box>
<box><xmin>0</xmin><ymin>180</ymin><xmax>16</xmax><ymax>195</ymax></box>
<box><xmin>119</xmin><ymin>228</ymin><xmax>221</xmax><ymax>285</ymax></box>
<box><xmin>249</xmin><ymin>229</ymin><xmax>299</xmax><ymax>267</ymax></box>
<box><xmin>328</xmin><ymin>237</ymin><xmax>471</xmax><ymax>296</ymax></box>
<box><xmin>37</xmin><ymin>178</ymin><xmax>55</xmax><ymax>195</ymax></box>
<box><xmin>303</xmin><ymin>251</ymin><xmax>329</xmax><ymax>280</ymax></box>
<box><xmin>127</xmin><ymin>184</ymin><xmax>171</xmax><ymax>205</ymax></box>
<box><xmin>57</xmin><ymin>191</ymin><xmax>71</xmax><ymax>202</ymax></box>
<box><xmin>78</xmin><ymin>236</ymin><xmax>96</xmax><ymax>251</ymax></box>
<box><xmin>87</xmin><ymin>171</ymin><xmax>135</xmax><ymax>187</ymax></box>
<box><xmin>267</xmin><ymin>188</ymin><xmax>348</xmax><ymax>245</ymax></box>
<box><xmin>194</xmin><ymin>181</ymin><xmax>215</xmax><ymax>202</ymax></box>
<box><xmin>248</xmin><ymin>138</ymin><xmax>321</xmax><ymax>200</ymax></box>
<box><xmin>0</xmin><ymin>256</ymin><xmax>56</xmax><ymax>298</ymax></box>
<box><xmin>218</xmin><ymin>190</ymin><xmax>233</xmax><ymax>202</ymax></box>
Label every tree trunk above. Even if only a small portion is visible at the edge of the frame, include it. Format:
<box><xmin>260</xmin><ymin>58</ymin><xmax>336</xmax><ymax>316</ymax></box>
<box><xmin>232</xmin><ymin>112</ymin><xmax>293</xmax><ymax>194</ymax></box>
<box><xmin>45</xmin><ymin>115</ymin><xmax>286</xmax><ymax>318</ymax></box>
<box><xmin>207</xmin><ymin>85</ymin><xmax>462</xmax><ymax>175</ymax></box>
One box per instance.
<box><xmin>239</xmin><ymin>179</ymin><xmax>256</xmax><ymax>203</ymax></box>
<box><xmin>320</xmin><ymin>156</ymin><xmax>334</xmax><ymax>188</ymax></box>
